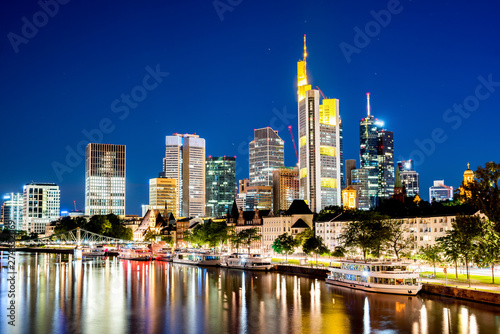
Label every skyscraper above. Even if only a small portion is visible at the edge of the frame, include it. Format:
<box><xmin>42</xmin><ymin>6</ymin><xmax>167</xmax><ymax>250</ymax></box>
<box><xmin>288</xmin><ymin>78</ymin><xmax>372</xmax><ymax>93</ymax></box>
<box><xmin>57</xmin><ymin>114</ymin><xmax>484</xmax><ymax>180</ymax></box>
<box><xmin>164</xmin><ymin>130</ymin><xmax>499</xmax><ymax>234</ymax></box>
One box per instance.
<box><xmin>205</xmin><ymin>156</ymin><xmax>237</xmax><ymax>217</ymax></box>
<box><xmin>359</xmin><ymin>93</ymin><xmax>394</xmax><ymax>207</ymax></box>
<box><xmin>85</xmin><ymin>143</ymin><xmax>126</xmax><ymax>216</ymax></box>
<box><xmin>162</xmin><ymin>133</ymin><xmax>205</xmax><ymax>217</ymax></box>
<box><xmin>149</xmin><ymin>178</ymin><xmax>177</xmax><ymax>217</ymax></box>
<box><xmin>429</xmin><ymin>180</ymin><xmax>453</xmax><ymax>202</ymax></box>
<box><xmin>351</xmin><ymin>168</ymin><xmax>370</xmax><ymax>210</ymax></box>
<box><xmin>23</xmin><ymin>183</ymin><xmax>60</xmax><ymax>234</ymax></box>
<box><xmin>249</xmin><ymin>127</ymin><xmax>284</xmax><ymax>186</ymax></box>
<box><xmin>345</xmin><ymin>159</ymin><xmax>357</xmax><ymax>186</ymax></box>
<box><xmin>1</xmin><ymin>193</ymin><xmax>23</xmax><ymax>230</ymax></box>
<box><xmin>397</xmin><ymin>160</ymin><xmax>419</xmax><ymax>197</ymax></box>
<box><xmin>297</xmin><ymin>35</ymin><xmax>343</xmax><ymax>212</ymax></box>
<box><xmin>272</xmin><ymin>167</ymin><xmax>299</xmax><ymax>213</ymax></box>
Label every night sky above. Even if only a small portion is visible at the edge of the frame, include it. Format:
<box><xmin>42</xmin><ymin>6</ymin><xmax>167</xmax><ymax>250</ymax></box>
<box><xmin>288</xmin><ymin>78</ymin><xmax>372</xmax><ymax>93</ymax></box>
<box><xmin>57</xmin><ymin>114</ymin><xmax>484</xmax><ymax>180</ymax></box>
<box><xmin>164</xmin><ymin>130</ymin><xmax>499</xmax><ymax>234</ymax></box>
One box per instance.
<box><xmin>1</xmin><ymin>0</ymin><xmax>499</xmax><ymax>215</ymax></box>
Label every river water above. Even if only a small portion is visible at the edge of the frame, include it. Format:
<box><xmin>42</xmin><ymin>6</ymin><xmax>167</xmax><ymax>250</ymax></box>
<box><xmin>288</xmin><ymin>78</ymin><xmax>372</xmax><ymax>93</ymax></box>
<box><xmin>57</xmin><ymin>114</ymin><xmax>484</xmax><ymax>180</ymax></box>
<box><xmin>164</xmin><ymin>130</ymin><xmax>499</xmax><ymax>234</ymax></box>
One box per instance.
<box><xmin>1</xmin><ymin>253</ymin><xmax>500</xmax><ymax>333</ymax></box>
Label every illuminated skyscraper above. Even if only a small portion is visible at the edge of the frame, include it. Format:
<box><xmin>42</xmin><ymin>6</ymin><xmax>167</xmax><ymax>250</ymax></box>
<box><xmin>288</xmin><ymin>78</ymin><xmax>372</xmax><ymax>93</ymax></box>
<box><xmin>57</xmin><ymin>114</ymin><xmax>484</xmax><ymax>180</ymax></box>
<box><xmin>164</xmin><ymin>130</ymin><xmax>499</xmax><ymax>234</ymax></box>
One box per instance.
<box><xmin>149</xmin><ymin>178</ymin><xmax>177</xmax><ymax>217</ymax></box>
<box><xmin>249</xmin><ymin>127</ymin><xmax>284</xmax><ymax>187</ymax></box>
<box><xmin>297</xmin><ymin>35</ymin><xmax>343</xmax><ymax>212</ymax></box>
<box><xmin>162</xmin><ymin>133</ymin><xmax>205</xmax><ymax>217</ymax></box>
<box><xmin>397</xmin><ymin>160</ymin><xmax>419</xmax><ymax>197</ymax></box>
<box><xmin>206</xmin><ymin>156</ymin><xmax>237</xmax><ymax>217</ymax></box>
<box><xmin>23</xmin><ymin>183</ymin><xmax>60</xmax><ymax>234</ymax></box>
<box><xmin>429</xmin><ymin>180</ymin><xmax>453</xmax><ymax>202</ymax></box>
<box><xmin>272</xmin><ymin>167</ymin><xmax>299</xmax><ymax>213</ymax></box>
<box><xmin>360</xmin><ymin>93</ymin><xmax>394</xmax><ymax>207</ymax></box>
<box><xmin>85</xmin><ymin>143</ymin><xmax>126</xmax><ymax>216</ymax></box>
<box><xmin>1</xmin><ymin>193</ymin><xmax>23</xmax><ymax>230</ymax></box>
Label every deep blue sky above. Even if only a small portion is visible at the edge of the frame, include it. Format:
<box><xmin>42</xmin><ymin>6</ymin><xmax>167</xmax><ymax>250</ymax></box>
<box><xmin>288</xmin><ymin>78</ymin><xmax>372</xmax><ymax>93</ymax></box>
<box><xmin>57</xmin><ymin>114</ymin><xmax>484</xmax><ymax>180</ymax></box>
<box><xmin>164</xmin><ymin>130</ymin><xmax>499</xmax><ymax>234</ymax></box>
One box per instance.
<box><xmin>1</xmin><ymin>0</ymin><xmax>499</xmax><ymax>215</ymax></box>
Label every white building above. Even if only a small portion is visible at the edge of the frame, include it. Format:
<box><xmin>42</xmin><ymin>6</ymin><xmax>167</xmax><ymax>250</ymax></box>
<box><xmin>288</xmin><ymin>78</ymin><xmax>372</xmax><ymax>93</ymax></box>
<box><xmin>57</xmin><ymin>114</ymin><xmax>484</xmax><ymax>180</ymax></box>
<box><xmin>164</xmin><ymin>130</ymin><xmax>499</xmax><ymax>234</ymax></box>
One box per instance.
<box><xmin>23</xmin><ymin>183</ymin><xmax>60</xmax><ymax>234</ymax></box>
<box><xmin>1</xmin><ymin>193</ymin><xmax>23</xmax><ymax>230</ymax></box>
<box><xmin>162</xmin><ymin>133</ymin><xmax>205</xmax><ymax>217</ymax></box>
<box><xmin>249</xmin><ymin>127</ymin><xmax>284</xmax><ymax>187</ymax></box>
<box><xmin>429</xmin><ymin>180</ymin><xmax>453</xmax><ymax>202</ymax></box>
<box><xmin>85</xmin><ymin>143</ymin><xmax>126</xmax><ymax>216</ymax></box>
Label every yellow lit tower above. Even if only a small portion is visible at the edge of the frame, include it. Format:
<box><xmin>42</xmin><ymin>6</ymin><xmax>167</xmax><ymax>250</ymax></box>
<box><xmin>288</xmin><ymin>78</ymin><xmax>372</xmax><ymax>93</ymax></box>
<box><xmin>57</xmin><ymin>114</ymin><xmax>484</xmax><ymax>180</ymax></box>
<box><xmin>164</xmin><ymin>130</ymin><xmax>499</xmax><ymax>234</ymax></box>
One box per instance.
<box><xmin>297</xmin><ymin>35</ymin><xmax>343</xmax><ymax>212</ymax></box>
<box><xmin>460</xmin><ymin>162</ymin><xmax>475</xmax><ymax>201</ymax></box>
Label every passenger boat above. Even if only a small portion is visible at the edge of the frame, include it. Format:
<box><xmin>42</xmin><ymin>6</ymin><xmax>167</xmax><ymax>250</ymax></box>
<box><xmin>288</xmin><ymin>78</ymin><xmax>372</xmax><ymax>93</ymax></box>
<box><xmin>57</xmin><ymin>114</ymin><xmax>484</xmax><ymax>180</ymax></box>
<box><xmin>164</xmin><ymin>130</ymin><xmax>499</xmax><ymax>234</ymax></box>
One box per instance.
<box><xmin>220</xmin><ymin>254</ymin><xmax>273</xmax><ymax>271</ymax></box>
<box><xmin>118</xmin><ymin>249</ymin><xmax>152</xmax><ymax>261</ymax></box>
<box><xmin>82</xmin><ymin>246</ymin><xmax>107</xmax><ymax>257</ymax></box>
<box><xmin>155</xmin><ymin>252</ymin><xmax>173</xmax><ymax>262</ymax></box>
<box><xmin>172</xmin><ymin>251</ymin><xmax>221</xmax><ymax>266</ymax></box>
<box><xmin>326</xmin><ymin>260</ymin><xmax>422</xmax><ymax>295</ymax></box>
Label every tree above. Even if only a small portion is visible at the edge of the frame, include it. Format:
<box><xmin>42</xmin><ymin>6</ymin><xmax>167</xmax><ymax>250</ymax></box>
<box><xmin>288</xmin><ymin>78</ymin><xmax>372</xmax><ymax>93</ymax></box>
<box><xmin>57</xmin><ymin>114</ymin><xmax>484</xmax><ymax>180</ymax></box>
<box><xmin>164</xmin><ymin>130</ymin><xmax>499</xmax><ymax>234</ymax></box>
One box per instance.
<box><xmin>229</xmin><ymin>229</ymin><xmax>244</xmax><ymax>254</ymax></box>
<box><xmin>339</xmin><ymin>212</ymin><xmax>391</xmax><ymax>260</ymax></box>
<box><xmin>295</xmin><ymin>228</ymin><xmax>314</xmax><ymax>247</ymax></box>
<box><xmin>54</xmin><ymin>216</ymin><xmax>86</xmax><ymax>234</ymax></box>
<box><xmin>418</xmin><ymin>244</ymin><xmax>442</xmax><ymax>277</ymax></box>
<box><xmin>86</xmin><ymin>215</ymin><xmax>112</xmax><ymax>235</ymax></box>
<box><xmin>238</xmin><ymin>228</ymin><xmax>262</xmax><ymax>255</ymax></box>
<box><xmin>385</xmin><ymin>219</ymin><xmax>415</xmax><ymax>260</ymax></box>
<box><xmin>302</xmin><ymin>236</ymin><xmax>330</xmax><ymax>264</ymax></box>
<box><xmin>331</xmin><ymin>246</ymin><xmax>346</xmax><ymax>258</ymax></box>
<box><xmin>272</xmin><ymin>233</ymin><xmax>298</xmax><ymax>262</ymax></box>
<box><xmin>473</xmin><ymin>220</ymin><xmax>500</xmax><ymax>284</ymax></box>
<box><xmin>144</xmin><ymin>230</ymin><xmax>159</xmax><ymax>242</ymax></box>
<box><xmin>438</xmin><ymin>234</ymin><xmax>461</xmax><ymax>279</ymax></box>
<box><xmin>462</xmin><ymin>161</ymin><xmax>500</xmax><ymax>228</ymax></box>
<box><xmin>162</xmin><ymin>235</ymin><xmax>175</xmax><ymax>248</ymax></box>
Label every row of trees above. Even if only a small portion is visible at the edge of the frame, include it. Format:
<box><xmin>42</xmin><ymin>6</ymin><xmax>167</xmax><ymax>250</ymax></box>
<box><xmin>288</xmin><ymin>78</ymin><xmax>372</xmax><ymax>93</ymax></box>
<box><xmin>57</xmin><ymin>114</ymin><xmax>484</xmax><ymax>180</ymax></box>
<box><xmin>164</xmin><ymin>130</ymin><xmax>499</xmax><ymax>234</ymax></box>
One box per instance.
<box><xmin>271</xmin><ymin>229</ymin><xmax>330</xmax><ymax>264</ymax></box>
<box><xmin>54</xmin><ymin>214</ymin><xmax>133</xmax><ymax>240</ymax></box>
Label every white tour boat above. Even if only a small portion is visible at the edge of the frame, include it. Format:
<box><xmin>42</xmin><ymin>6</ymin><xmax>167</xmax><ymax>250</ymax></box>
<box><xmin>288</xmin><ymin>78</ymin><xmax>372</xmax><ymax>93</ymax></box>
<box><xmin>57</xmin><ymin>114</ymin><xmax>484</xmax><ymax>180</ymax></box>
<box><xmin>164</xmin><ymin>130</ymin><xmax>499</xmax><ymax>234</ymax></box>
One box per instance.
<box><xmin>326</xmin><ymin>260</ymin><xmax>422</xmax><ymax>295</ymax></box>
<box><xmin>172</xmin><ymin>251</ymin><xmax>221</xmax><ymax>266</ymax></box>
<box><xmin>220</xmin><ymin>254</ymin><xmax>273</xmax><ymax>271</ymax></box>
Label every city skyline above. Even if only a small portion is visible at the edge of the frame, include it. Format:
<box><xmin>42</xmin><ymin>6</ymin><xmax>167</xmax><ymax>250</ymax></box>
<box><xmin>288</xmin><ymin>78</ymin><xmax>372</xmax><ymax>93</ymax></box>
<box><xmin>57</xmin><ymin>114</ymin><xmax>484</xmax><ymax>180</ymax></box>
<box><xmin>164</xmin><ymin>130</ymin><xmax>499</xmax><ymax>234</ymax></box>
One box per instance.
<box><xmin>1</xmin><ymin>1</ymin><xmax>499</xmax><ymax>214</ymax></box>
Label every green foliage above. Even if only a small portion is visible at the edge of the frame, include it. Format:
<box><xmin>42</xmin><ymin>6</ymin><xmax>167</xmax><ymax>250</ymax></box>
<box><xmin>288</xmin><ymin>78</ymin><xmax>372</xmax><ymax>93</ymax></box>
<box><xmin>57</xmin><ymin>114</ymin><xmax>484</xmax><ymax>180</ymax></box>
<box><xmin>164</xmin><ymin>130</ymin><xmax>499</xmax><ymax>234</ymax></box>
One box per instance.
<box><xmin>331</xmin><ymin>246</ymin><xmax>346</xmax><ymax>258</ymax></box>
<box><xmin>302</xmin><ymin>235</ymin><xmax>330</xmax><ymax>264</ymax></box>
<box><xmin>144</xmin><ymin>230</ymin><xmax>159</xmax><ymax>242</ymax></box>
<box><xmin>162</xmin><ymin>235</ymin><xmax>175</xmax><ymax>248</ymax></box>
<box><xmin>339</xmin><ymin>211</ymin><xmax>391</xmax><ymax>260</ymax></box>
<box><xmin>231</xmin><ymin>228</ymin><xmax>262</xmax><ymax>254</ymax></box>
<box><xmin>272</xmin><ymin>233</ymin><xmax>298</xmax><ymax>260</ymax></box>
<box><xmin>385</xmin><ymin>219</ymin><xmax>415</xmax><ymax>260</ymax></box>
<box><xmin>294</xmin><ymin>228</ymin><xmax>314</xmax><ymax>247</ymax></box>
<box><xmin>54</xmin><ymin>217</ymin><xmax>86</xmax><ymax>234</ymax></box>
<box><xmin>188</xmin><ymin>220</ymin><xmax>229</xmax><ymax>251</ymax></box>
<box><xmin>418</xmin><ymin>244</ymin><xmax>442</xmax><ymax>277</ymax></box>
<box><xmin>86</xmin><ymin>215</ymin><xmax>112</xmax><ymax>235</ymax></box>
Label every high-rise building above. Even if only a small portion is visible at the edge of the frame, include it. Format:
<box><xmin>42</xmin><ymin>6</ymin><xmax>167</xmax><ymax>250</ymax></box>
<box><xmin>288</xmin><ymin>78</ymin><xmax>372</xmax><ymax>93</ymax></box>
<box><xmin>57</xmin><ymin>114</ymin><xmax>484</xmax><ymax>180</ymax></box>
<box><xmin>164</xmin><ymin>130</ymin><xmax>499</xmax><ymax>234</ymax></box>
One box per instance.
<box><xmin>1</xmin><ymin>193</ymin><xmax>23</xmax><ymax>230</ymax></box>
<box><xmin>397</xmin><ymin>160</ymin><xmax>419</xmax><ymax>197</ymax></box>
<box><xmin>205</xmin><ymin>156</ymin><xmax>237</xmax><ymax>217</ymax></box>
<box><xmin>239</xmin><ymin>178</ymin><xmax>250</xmax><ymax>193</ymax></box>
<box><xmin>85</xmin><ymin>143</ymin><xmax>126</xmax><ymax>216</ymax></box>
<box><xmin>246</xmin><ymin>185</ymin><xmax>272</xmax><ymax>210</ymax></box>
<box><xmin>351</xmin><ymin>168</ymin><xmax>370</xmax><ymax>210</ymax></box>
<box><xmin>149</xmin><ymin>178</ymin><xmax>177</xmax><ymax>217</ymax></box>
<box><xmin>162</xmin><ymin>133</ymin><xmax>205</xmax><ymax>217</ymax></box>
<box><xmin>360</xmin><ymin>93</ymin><xmax>394</xmax><ymax>207</ymax></box>
<box><xmin>249</xmin><ymin>127</ymin><xmax>284</xmax><ymax>186</ymax></box>
<box><xmin>429</xmin><ymin>180</ymin><xmax>453</xmax><ymax>202</ymax></box>
<box><xmin>345</xmin><ymin>159</ymin><xmax>357</xmax><ymax>186</ymax></box>
<box><xmin>272</xmin><ymin>167</ymin><xmax>299</xmax><ymax>213</ymax></box>
<box><xmin>23</xmin><ymin>183</ymin><xmax>60</xmax><ymax>234</ymax></box>
<box><xmin>297</xmin><ymin>35</ymin><xmax>343</xmax><ymax>212</ymax></box>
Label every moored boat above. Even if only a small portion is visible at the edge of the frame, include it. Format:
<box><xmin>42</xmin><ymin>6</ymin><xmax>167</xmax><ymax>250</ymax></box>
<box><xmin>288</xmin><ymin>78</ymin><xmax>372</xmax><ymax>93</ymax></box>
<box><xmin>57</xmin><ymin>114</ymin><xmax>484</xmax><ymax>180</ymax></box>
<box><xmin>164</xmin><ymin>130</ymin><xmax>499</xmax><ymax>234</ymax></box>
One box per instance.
<box><xmin>118</xmin><ymin>249</ymin><xmax>153</xmax><ymax>261</ymax></box>
<box><xmin>221</xmin><ymin>254</ymin><xmax>273</xmax><ymax>271</ymax></box>
<box><xmin>172</xmin><ymin>251</ymin><xmax>221</xmax><ymax>266</ymax></box>
<box><xmin>326</xmin><ymin>260</ymin><xmax>422</xmax><ymax>295</ymax></box>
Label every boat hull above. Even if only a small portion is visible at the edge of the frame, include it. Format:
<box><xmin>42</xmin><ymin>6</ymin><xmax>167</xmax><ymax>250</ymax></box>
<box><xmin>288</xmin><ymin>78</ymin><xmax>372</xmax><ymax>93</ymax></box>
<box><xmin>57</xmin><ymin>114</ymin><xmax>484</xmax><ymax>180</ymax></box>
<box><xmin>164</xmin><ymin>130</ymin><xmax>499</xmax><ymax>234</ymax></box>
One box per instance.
<box><xmin>325</xmin><ymin>278</ymin><xmax>421</xmax><ymax>295</ymax></box>
<box><xmin>119</xmin><ymin>256</ymin><xmax>152</xmax><ymax>261</ymax></box>
<box><xmin>173</xmin><ymin>259</ymin><xmax>221</xmax><ymax>266</ymax></box>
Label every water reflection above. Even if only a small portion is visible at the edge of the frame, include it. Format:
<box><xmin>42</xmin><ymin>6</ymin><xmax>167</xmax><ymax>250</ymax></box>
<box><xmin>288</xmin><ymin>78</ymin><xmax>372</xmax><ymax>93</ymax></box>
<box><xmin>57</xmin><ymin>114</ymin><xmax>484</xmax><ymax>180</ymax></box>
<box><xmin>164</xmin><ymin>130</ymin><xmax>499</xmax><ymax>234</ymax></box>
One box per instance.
<box><xmin>1</xmin><ymin>253</ymin><xmax>500</xmax><ymax>334</ymax></box>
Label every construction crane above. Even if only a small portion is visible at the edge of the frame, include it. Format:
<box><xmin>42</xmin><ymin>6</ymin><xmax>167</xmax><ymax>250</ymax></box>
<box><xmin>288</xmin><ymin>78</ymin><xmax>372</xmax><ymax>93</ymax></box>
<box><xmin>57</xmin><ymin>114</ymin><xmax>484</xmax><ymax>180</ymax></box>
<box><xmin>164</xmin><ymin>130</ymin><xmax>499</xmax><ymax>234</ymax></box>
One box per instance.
<box><xmin>288</xmin><ymin>125</ymin><xmax>299</xmax><ymax>164</ymax></box>
<box><xmin>73</xmin><ymin>200</ymin><xmax>77</xmax><ymax>212</ymax></box>
<box><xmin>316</xmin><ymin>86</ymin><xmax>326</xmax><ymax>100</ymax></box>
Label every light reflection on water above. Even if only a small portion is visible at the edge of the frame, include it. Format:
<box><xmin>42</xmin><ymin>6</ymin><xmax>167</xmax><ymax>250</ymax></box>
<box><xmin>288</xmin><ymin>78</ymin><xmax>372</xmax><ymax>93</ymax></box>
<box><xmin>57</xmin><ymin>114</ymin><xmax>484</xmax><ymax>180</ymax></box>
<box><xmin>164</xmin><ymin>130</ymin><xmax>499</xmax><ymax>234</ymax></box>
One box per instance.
<box><xmin>1</xmin><ymin>253</ymin><xmax>500</xmax><ymax>334</ymax></box>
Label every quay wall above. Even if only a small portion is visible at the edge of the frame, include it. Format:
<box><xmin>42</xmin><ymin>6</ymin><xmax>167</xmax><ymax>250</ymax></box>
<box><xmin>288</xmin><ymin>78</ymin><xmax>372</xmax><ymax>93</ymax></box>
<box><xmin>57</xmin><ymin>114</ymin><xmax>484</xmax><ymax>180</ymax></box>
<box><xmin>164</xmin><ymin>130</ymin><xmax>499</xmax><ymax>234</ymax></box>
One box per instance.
<box><xmin>274</xmin><ymin>264</ymin><xmax>329</xmax><ymax>278</ymax></box>
<box><xmin>422</xmin><ymin>284</ymin><xmax>500</xmax><ymax>306</ymax></box>
<box><xmin>0</xmin><ymin>247</ymin><xmax>74</xmax><ymax>254</ymax></box>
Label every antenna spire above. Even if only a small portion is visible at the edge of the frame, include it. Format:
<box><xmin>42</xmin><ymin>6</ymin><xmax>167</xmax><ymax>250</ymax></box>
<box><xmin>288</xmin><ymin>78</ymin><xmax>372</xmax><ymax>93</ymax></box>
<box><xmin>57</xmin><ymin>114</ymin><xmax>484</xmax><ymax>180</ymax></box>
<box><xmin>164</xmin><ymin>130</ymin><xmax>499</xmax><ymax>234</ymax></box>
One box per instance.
<box><xmin>303</xmin><ymin>34</ymin><xmax>307</xmax><ymax>61</ymax></box>
<box><xmin>366</xmin><ymin>92</ymin><xmax>371</xmax><ymax>116</ymax></box>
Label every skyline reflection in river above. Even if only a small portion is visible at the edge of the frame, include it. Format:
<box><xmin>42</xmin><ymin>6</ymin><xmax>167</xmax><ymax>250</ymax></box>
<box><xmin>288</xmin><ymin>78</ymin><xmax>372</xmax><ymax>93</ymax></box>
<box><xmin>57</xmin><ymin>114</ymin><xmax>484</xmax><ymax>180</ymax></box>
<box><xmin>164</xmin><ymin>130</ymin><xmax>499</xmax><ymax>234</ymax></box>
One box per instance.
<box><xmin>1</xmin><ymin>253</ymin><xmax>499</xmax><ymax>333</ymax></box>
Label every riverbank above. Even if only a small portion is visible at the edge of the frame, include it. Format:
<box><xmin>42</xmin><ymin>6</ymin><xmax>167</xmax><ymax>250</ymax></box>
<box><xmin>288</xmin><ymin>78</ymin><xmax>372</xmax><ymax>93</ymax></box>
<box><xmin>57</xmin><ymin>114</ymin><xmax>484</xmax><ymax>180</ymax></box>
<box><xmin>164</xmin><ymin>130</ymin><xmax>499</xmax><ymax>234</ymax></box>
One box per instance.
<box><xmin>274</xmin><ymin>264</ymin><xmax>329</xmax><ymax>278</ymax></box>
<box><xmin>422</xmin><ymin>283</ymin><xmax>500</xmax><ymax>305</ymax></box>
<box><xmin>0</xmin><ymin>247</ymin><xmax>74</xmax><ymax>254</ymax></box>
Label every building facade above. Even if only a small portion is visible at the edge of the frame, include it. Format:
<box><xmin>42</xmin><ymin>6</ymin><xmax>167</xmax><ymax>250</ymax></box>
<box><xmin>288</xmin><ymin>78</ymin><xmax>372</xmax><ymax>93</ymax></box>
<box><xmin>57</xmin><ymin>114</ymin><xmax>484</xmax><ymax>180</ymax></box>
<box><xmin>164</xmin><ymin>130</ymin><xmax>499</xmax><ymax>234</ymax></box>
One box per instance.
<box><xmin>297</xmin><ymin>35</ymin><xmax>343</xmax><ymax>212</ymax></box>
<box><xmin>351</xmin><ymin>168</ymin><xmax>370</xmax><ymax>210</ymax></box>
<box><xmin>246</xmin><ymin>185</ymin><xmax>272</xmax><ymax>211</ymax></box>
<box><xmin>1</xmin><ymin>193</ymin><xmax>23</xmax><ymax>230</ymax></box>
<box><xmin>149</xmin><ymin>178</ymin><xmax>177</xmax><ymax>217</ymax></box>
<box><xmin>23</xmin><ymin>183</ymin><xmax>60</xmax><ymax>234</ymax></box>
<box><xmin>397</xmin><ymin>160</ymin><xmax>419</xmax><ymax>197</ymax></box>
<box><xmin>205</xmin><ymin>156</ymin><xmax>237</xmax><ymax>217</ymax></box>
<box><xmin>272</xmin><ymin>167</ymin><xmax>299</xmax><ymax>213</ymax></box>
<box><xmin>85</xmin><ymin>143</ymin><xmax>126</xmax><ymax>216</ymax></box>
<box><xmin>162</xmin><ymin>133</ymin><xmax>206</xmax><ymax>217</ymax></box>
<box><xmin>249</xmin><ymin>127</ymin><xmax>284</xmax><ymax>186</ymax></box>
<box><xmin>429</xmin><ymin>180</ymin><xmax>453</xmax><ymax>202</ymax></box>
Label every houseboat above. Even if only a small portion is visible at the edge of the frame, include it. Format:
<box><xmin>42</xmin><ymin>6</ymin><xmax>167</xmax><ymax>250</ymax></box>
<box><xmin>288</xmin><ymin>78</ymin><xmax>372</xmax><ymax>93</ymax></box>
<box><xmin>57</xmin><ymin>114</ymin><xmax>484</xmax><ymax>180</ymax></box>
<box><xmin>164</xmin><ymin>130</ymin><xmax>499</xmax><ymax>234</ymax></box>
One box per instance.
<box><xmin>326</xmin><ymin>260</ymin><xmax>421</xmax><ymax>295</ymax></box>
<box><xmin>220</xmin><ymin>254</ymin><xmax>273</xmax><ymax>271</ymax></box>
<box><xmin>172</xmin><ymin>251</ymin><xmax>221</xmax><ymax>266</ymax></box>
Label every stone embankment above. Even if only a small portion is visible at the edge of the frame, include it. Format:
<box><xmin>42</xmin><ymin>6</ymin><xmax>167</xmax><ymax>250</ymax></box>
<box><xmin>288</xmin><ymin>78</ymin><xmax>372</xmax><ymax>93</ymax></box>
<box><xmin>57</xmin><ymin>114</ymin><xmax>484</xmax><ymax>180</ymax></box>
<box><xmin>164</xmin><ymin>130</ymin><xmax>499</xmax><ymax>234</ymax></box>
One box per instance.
<box><xmin>422</xmin><ymin>284</ymin><xmax>500</xmax><ymax>305</ymax></box>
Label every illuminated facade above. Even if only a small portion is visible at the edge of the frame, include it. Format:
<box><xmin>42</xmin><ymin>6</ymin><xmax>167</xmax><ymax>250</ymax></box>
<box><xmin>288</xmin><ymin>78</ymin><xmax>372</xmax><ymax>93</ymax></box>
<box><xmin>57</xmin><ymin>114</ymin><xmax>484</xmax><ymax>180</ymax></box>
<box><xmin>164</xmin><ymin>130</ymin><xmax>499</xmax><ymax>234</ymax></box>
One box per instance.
<box><xmin>149</xmin><ymin>178</ymin><xmax>177</xmax><ymax>217</ymax></box>
<box><xmin>297</xmin><ymin>35</ymin><xmax>343</xmax><ymax>212</ymax></box>
<box><xmin>246</xmin><ymin>185</ymin><xmax>273</xmax><ymax>210</ymax></box>
<box><xmin>397</xmin><ymin>160</ymin><xmax>419</xmax><ymax>197</ymax></box>
<box><xmin>85</xmin><ymin>143</ymin><xmax>126</xmax><ymax>216</ymax></box>
<box><xmin>249</xmin><ymin>127</ymin><xmax>284</xmax><ymax>186</ymax></box>
<box><xmin>429</xmin><ymin>180</ymin><xmax>453</xmax><ymax>202</ymax></box>
<box><xmin>205</xmin><ymin>156</ymin><xmax>237</xmax><ymax>217</ymax></box>
<box><xmin>23</xmin><ymin>183</ymin><xmax>60</xmax><ymax>234</ymax></box>
<box><xmin>1</xmin><ymin>193</ymin><xmax>23</xmax><ymax>230</ymax></box>
<box><xmin>162</xmin><ymin>133</ymin><xmax>205</xmax><ymax>217</ymax></box>
<box><xmin>272</xmin><ymin>167</ymin><xmax>299</xmax><ymax>213</ymax></box>
<box><xmin>342</xmin><ymin>186</ymin><xmax>357</xmax><ymax>209</ymax></box>
<box><xmin>459</xmin><ymin>163</ymin><xmax>474</xmax><ymax>201</ymax></box>
<box><xmin>360</xmin><ymin>93</ymin><xmax>394</xmax><ymax>207</ymax></box>
<box><xmin>351</xmin><ymin>168</ymin><xmax>370</xmax><ymax>210</ymax></box>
